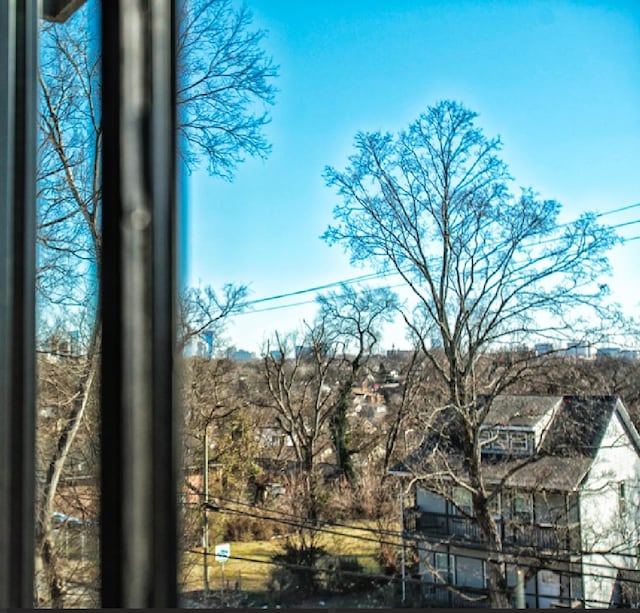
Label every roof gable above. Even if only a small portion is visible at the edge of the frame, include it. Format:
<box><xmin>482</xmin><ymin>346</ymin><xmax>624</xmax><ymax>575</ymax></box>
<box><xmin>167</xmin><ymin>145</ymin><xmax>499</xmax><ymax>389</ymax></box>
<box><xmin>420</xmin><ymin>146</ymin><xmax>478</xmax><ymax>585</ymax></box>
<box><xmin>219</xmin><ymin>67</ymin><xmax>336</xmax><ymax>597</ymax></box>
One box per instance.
<box><xmin>390</xmin><ymin>395</ymin><xmax>640</xmax><ymax>491</ymax></box>
<box><xmin>540</xmin><ymin>395</ymin><xmax>618</xmax><ymax>458</ymax></box>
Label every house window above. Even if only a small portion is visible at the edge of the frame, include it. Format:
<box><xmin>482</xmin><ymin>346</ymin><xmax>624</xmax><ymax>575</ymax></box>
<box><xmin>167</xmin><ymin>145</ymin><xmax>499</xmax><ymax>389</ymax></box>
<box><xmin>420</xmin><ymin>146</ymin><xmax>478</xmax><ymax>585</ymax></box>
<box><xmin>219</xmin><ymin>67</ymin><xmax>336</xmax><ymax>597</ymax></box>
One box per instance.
<box><xmin>513</xmin><ymin>492</ymin><xmax>533</xmax><ymax>524</ymax></box>
<box><xmin>454</xmin><ymin>555</ymin><xmax>486</xmax><ymax>589</ymax></box>
<box><xmin>481</xmin><ymin>427</ymin><xmax>532</xmax><ymax>455</ymax></box>
<box><xmin>489</xmin><ymin>492</ymin><xmax>501</xmax><ymax>519</ymax></box>
<box><xmin>509</xmin><ymin>430</ymin><xmax>530</xmax><ymax>453</ymax></box>
<box><xmin>435</xmin><ymin>552</ymin><xmax>456</xmax><ymax>585</ymax></box>
<box><xmin>619</xmin><ymin>481</ymin><xmax>627</xmax><ymax>516</ymax></box>
<box><xmin>479</xmin><ymin>427</ymin><xmax>493</xmax><ymax>447</ymax></box>
<box><xmin>493</xmin><ymin>429</ymin><xmax>509</xmax><ymax>451</ymax></box>
<box><xmin>452</xmin><ymin>486</ymin><xmax>473</xmax><ymax>517</ymax></box>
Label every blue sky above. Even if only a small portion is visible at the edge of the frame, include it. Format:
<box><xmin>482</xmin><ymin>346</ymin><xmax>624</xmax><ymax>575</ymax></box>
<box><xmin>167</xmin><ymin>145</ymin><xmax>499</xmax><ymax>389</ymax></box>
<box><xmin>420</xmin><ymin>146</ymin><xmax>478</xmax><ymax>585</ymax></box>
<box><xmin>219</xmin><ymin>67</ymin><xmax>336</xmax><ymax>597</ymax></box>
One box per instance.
<box><xmin>184</xmin><ymin>0</ymin><xmax>640</xmax><ymax>353</ymax></box>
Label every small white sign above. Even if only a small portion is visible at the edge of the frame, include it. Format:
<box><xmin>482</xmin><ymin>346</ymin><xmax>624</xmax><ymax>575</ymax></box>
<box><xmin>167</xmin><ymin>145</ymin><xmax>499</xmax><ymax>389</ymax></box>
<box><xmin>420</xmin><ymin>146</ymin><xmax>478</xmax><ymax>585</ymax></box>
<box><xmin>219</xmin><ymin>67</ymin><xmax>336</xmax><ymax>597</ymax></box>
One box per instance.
<box><xmin>214</xmin><ymin>542</ymin><xmax>230</xmax><ymax>564</ymax></box>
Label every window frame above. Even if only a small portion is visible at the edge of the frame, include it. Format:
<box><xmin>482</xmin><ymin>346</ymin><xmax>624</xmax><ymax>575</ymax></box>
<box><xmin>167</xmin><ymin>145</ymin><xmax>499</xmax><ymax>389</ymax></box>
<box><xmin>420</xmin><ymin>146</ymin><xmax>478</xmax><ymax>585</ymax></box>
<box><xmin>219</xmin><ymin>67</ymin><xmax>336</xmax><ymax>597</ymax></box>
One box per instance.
<box><xmin>1</xmin><ymin>0</ymin><xmax>180</xmax><ymax>607</ymax></box>
<box><xmin>434</xmin><ymin>551</ymin><xmax>456</xmax><ymax>586</ymax></box>
<box><xmin>619</xmin><ymin>481</ymin><xmax>627</xmax><ymax>516</ymax></box>
<box><xmin>0</xmin><ymin>1</ymin><xmax>38</xmax><ymax>606</ymax></box>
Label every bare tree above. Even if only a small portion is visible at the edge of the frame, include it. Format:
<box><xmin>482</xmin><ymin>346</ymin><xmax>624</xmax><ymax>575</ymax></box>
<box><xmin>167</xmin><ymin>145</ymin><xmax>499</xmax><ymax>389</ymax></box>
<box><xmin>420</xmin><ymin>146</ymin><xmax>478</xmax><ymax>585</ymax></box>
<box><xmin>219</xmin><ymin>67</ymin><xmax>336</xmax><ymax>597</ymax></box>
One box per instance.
<box><xmin>178</xmin><ymin>284</ymin><xmax>248</xmax><ymax>353</ymax></box>
<box><xmin>36</xmin><ymin>0</ymin><xmax>276</xmax><ymax>605</ymax></box>
<box><xmin>260</xmin><ymin>327</ymin><xmax>337</xmax><ymax>523</ymax></box>
<box><xmin>315</xmin><ymin>284</ymin><xmax>397</xmax><ymax>483</ymax></box>
<box><xmin>323</xmin><ymin>100</ymin><xmax>618</xmax><ymax>606</ymax></box>
<box><xmin>177</xmin><ymin>0</ymin><xmax>277</xmax><ymax>178</ymax></box>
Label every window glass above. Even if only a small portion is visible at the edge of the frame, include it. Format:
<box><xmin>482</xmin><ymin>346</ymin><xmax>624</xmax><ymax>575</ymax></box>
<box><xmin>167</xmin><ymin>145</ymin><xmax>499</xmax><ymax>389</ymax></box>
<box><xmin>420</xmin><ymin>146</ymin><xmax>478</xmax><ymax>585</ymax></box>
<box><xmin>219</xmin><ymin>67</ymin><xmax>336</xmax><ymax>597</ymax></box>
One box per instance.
<box><xmin>452</xmin><ymin>487</ymin><xmax>473</xmax><ymax>516</ymax></box>
<box><xmin>535</xmin><ymin>493</ymin><xmax>565</xmax><ymax>525</ymax></box>
<box><xmin>513</xmin><ymin>493</ymin><xmax>534</xmax><ymax>524</ymax></box>
<box><xmin>509</xmin><ymin>431</ymin><xmax>530</xmax><ymax>452</ymax></box>
<box><xmin>36</xmin><ymin>0</ymin><xmax>102</xmax><ymax>606</ymax></box>
<box><xmin>434</xmin><ymin>552</ymin><xmax>456</xmax><ymax>585</ymax></box>
<box><xmin>456</xmin><ymin>556</ymin><xmax>485</xmax><ymax>589</ymax></box>
<box><xmin>489</xmin><ymin>492</ymin><xmax>501</xmax><ymax>518</ymax></box>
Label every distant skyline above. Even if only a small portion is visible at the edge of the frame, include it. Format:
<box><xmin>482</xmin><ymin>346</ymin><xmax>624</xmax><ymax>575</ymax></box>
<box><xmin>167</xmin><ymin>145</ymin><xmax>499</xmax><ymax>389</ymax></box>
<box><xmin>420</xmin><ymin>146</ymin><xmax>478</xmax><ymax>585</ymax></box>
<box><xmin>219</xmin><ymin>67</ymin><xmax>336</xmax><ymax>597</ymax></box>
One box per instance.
<box><xmin>184</xmin><ymin>0</ymin><xmax>640</xmax><ymax>353</ymax></box>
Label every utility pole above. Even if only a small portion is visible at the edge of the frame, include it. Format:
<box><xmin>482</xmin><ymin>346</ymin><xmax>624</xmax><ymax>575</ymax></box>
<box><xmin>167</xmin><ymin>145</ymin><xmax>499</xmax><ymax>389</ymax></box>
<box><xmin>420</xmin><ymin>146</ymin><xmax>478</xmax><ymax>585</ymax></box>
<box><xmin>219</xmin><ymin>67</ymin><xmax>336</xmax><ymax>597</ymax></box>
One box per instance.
<box><xmin>203</xmin><ymin>427</ymin><xmax>210</xmax><ymax>598</ymax></box>
<box><xmin>400</xmin><ymin>482</ymin><xmax>406</xmax><ymax>604</ymax></box>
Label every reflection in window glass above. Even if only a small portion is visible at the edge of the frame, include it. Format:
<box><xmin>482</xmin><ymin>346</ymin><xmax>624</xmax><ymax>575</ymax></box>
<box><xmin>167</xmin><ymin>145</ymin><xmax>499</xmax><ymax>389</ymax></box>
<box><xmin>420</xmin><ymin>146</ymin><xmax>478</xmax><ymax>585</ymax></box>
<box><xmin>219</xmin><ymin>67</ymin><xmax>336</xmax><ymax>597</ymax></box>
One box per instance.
<box><xmin>36</xmin><ymin>0</ymin><xmax>101</xmax><ymax>606</ymax></box>
<box><xmin>513</xmin><ymin>493</ymin><xmax>534</xmax><ymax>524</ymax></box>
<box><xmin>456</xmin><ymin>555</ymin><xmax>485</xmax><ymax>589</ymax></box>
<box><xmin>435</xmin><ymin>552</ymin><xmax>456</xmax><ymax>586</ymax></box>
<box><xmin>452</xmin><ymin>487</ymin><xmax>473</xmax><ymax>517</ymax></box>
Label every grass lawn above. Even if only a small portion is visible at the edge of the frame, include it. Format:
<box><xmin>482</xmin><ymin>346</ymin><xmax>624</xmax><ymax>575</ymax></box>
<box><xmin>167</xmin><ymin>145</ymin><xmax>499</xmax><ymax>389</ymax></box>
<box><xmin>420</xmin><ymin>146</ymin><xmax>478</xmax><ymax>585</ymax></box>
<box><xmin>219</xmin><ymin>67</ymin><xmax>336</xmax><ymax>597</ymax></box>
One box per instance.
<box><xmin>180</xmin><ymin>538</ymin><xmax>283</xmax><ymax>593</ymax></box>
<box><xmin>179</xmin><ymin>519</ymin><xmax>400</xmax><ymax>598</ymax></box>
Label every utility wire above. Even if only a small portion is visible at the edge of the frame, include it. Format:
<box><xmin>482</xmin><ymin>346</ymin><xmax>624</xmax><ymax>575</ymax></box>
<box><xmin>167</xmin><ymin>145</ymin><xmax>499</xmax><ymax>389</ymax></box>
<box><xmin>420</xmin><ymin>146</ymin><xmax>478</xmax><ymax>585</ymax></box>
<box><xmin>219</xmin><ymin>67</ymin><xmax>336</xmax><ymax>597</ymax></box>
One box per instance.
<box><xmin>183</xmin><ymin>524</ymin><xmax>640</xmax><ymax>598</ymax></box>
<box><xmin>241</xmin><ymin>270</ymin><xmax>389</xmax><ymax>308</ymax></box>
<box><xmin>225</xmin><ymin>209</ymin><xmax>640</xmax><ymax>319</ymax></box>
<box><xmin>596</xmin><ymin>202</ymin><xmax>640</xmax><ymax>218</ymax></box>
<box><xmin>183</xmin><ymin>494</ymin><xmax>640</xmax><ymax>576</ymax></box>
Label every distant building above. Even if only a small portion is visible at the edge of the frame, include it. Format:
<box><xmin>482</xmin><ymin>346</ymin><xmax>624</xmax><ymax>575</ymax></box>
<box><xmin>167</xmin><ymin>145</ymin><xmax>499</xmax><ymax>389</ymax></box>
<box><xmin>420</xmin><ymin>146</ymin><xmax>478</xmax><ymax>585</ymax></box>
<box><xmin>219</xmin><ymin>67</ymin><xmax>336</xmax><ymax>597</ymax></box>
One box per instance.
<box><xmin>183</xmin><ymin>332</ymin><xmax>213</xmax><ymax>358</ymax></box>
<box><xmin>40</xmin><ymin>329</ymin><xmax>83</xmax><ymax>361</ymax></box>
<box><xmin>295</xmin><ymin>345</ymin><xmax>315</xmax><ymax>360</ymax></box>
<box><xmin>534</xmin><ymin>342</ymin><xmax>554</xmax><ymax>356</ymax></box>
<box><xmin>230</xmin><ymin>348</ymin><xmax>255</xmax><ymax>361</ymax></box>
<box><xmin>386</xmin><ymin>348</ymin><xmax>414</xmax><ymax>360</ymax></box>
<box><xmin>201</xmin><ymin>330</ymin><xmax>214</xmax><ymax>356</ymax></box>
<box><xmin>295</xmin><ymin>344</ymin><xmax>328</xmax><ymax>360</ymax></box>
<box><xmin>565</xmin><ymin>341</ymin><xmax>593</xmax><ymax>359</ymax></box>
<box><xmin>596</xmin><ymin>346</ymin><xmax>620</xmax><ymax>359</ymax></box>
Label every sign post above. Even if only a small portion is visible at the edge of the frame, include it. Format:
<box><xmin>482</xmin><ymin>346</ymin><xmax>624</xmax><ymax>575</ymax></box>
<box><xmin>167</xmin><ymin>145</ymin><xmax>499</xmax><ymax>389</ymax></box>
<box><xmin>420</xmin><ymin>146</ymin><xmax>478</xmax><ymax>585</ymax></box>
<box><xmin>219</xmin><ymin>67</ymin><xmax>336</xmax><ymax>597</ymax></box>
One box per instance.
<box><xmin>214</xmin><ymin>543</ymin><xmax>230</xmax><ymax>602</ymax></box>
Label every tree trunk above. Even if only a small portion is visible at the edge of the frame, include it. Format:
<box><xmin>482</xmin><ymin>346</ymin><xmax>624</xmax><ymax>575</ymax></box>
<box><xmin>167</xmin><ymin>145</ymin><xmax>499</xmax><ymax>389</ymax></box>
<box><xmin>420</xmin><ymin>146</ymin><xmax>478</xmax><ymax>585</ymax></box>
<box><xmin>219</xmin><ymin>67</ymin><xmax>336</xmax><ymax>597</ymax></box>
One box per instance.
<box><xmin>35</xmin><ymin>325</ymin><xmax>101</xmax><ymax>606</ymax></box>
<box><xmin>329</xmin><ymin>393</ymin><xmax>355</xmax><ymax>485</ymax></box>
<box><xmin>474</xmin><ymin>491</ymin><xmax>511</xmax><ymax>607</ymax></box>
<box><xmin>303</xmin><ymin>449</ymin><xmax>320</xmax><ymax>524</ymax></box>
<box><xmin>486</xmin><ymin>557</ymin><xmax>511</xmax><ymax>608</ymax></box>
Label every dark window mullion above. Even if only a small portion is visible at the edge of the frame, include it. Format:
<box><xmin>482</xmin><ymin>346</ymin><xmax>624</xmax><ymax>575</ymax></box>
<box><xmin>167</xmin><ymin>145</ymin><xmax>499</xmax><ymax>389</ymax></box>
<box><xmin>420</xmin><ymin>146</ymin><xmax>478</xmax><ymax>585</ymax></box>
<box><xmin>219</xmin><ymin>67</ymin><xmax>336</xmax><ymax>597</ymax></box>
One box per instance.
<box><xmin>0</xmin><ymin>0</ymin><xmax>38</xmax><ymax>607</ymax></box>
<box><xmin>100</xmin><ymin>0</ymin><xmax>178</xmax><ymax>607</ymax></box>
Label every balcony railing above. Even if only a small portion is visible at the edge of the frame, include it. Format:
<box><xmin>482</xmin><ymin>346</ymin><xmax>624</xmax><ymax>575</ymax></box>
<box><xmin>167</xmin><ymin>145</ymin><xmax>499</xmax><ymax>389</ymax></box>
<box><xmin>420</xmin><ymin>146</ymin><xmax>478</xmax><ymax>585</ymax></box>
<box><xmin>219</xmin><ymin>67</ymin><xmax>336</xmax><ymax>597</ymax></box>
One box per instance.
<box><xmin>407</xmin><ymin>509</ymin><xmax>576</xmax><ymax>552</ymax></box>
<box><xmin>424</xmin><ymin>585</ymin><xmax>489</xmax><ymax>608</ymax></box>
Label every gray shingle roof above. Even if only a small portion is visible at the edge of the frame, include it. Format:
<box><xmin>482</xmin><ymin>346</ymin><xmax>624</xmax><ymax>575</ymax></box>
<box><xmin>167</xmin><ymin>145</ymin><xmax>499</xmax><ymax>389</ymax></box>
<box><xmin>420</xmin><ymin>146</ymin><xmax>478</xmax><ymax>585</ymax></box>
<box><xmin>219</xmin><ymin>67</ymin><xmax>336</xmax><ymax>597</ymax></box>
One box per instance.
<box><xmin>480</xmin><ymin>395</ymin><xmax>562</xmax><ymax>428</ymax></box>
<box><xmin>390</xmin><ymin>395</ymin><xmax>636</xmax><ymax>491</ymax></box>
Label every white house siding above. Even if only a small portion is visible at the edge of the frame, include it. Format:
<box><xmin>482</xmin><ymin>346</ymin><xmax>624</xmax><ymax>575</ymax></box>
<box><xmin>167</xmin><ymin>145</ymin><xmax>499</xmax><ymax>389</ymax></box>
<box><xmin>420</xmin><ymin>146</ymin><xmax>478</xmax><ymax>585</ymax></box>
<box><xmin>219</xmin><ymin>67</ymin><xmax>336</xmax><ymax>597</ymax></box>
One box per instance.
<box><xmin>532</xmin><ymin>398</ymin><xmax>562</xmax><ymax>448</ymax></box>
<box><xmin>579</xmin><ymin>404</ymin><xmax>640</xmax><ymax>607</ymax></box>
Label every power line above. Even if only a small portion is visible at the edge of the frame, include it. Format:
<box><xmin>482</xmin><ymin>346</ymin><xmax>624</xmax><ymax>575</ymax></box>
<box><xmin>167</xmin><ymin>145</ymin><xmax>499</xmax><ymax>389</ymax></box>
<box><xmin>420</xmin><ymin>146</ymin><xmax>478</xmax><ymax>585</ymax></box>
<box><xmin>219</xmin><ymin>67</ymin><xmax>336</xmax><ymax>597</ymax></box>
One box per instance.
<box><xmin>596</xmin><ymin>202</ymin><xmax>640</xmax><ymax>218</ymax></box>
<box><xmin>183</xmin><ymin>546</ymin><xmax>628</xmax><ymax>608</ymax></box>
<box><xmin>208</xmin><ymin>493</ymin><xmax>403</xmax><ymax>543</ymax></box>
<box><xmin>236</xmin><ymin>282</ymin><xmax>408</xmax><ymax>317</ymax></box>
<box><xmin>612</xmin><ymin>218</ymin><xmax>640</xmax><ymax>230</ymax></box>
<box><xmin>184</xmin><ymin>529</ymin><xmax>640</xmax><ymax>594</ymax></box>
<box><xmin>184</xmin><ymin>493</ymin><xmax>640</xmax><ymax>576</ymax></box>
<box><xmin>240</xmin><ymin>270</ymin><xmax>389</xmax><ymax>308</ymax></box>
<box><xmin>226</xmin><ymin>208</ymin><xmax>640</xmax><ymax>319</ymax></box>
